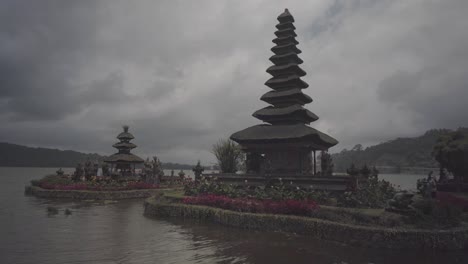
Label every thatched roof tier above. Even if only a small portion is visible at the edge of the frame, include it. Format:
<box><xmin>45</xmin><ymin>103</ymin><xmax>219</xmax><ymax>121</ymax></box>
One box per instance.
<box><xmin>273</xmin><ymin>35</ymin><xmax>299</xmax><ymax>45</ymax></box>
<box><xmin>230</xmin><ymin>124</ymin><xmax>337</xmax><ymax>149</ymax></box>
<box><xmin>274</xmin><ymin>28</ymin><xmax>297</xmax><ymax>38</ymax></box>
<box><xmin>265</xmin><ymin>75</ymin><xmax>308</xmax><ymax>89</ymax></box>
<box><xmin>105</xmin><ymin>125</ymin><xmax>144</xmax><ymax>167</ymax></box>
<box><xmin>269</xmin><ymin>52</ymin><xmax>303</xmax><ymax>65</ymax></box>
<box><xmin>104</xmin><ymin>153</ymin><xmax>144</xmax><ymax>164</ymax></box>
<box><xmin>260</xmin><ymin>88</ymin><xmax>312</xmax><ymax>105</ymax></box>
<box><xmin>253</xmin><ymin>105</ymin><xmax>318</xmax><ymax>124</ymax></box>
<box><xmin>112</xmin><ymin>142</ymin><xmax>137</xmax><ymax>149</ymax></box>
<box><xmin>276</xmin><ymin>21</ymin><xmax>296</xmax><ymax>31</ymax></box>
<box><xmin>271</xmin><ymin>43</ymin><xmax>301</xmax><ymax>55</ymax></box>
<box><xmin>266</xmin><ymin>63</ymin><xmax>306</xmax><ymax>77</ymax></box>
<box><xmin>277</xmin><ymin>8</ymin><xmax>294</xmax><ymax>23</ymax></box>
<box><xmin>117</xmin><ymin>126</ymin><xmax>135</xmax><ymax>141</ymax></box>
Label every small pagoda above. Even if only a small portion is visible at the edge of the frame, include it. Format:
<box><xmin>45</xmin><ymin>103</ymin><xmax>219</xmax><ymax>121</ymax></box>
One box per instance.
<box><xmin>230</xmin><ymin>9</ymin><xmax>338</xmax><ymax>176</ymax></box>
<box><xmin>104</xmin><ymin>125</ymin><xmax>144</xmax><ymax>176</ymax></box>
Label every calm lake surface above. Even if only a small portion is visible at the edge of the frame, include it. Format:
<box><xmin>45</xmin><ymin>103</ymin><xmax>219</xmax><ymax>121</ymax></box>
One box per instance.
<box><xmin>1</xmin><ymin>167</ymin><xmax>467</xmax><ymax>264</ymax></box>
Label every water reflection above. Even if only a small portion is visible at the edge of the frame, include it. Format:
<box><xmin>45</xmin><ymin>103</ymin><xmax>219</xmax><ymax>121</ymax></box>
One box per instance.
<box><xmin>159</xmin><ymin>217</ymin><xmax>468</xmax><ymax>264</ymax></box>
<box><xmin>1</xmin><ymin>167</ymin><xmax>467</xmax><ymax>264</ymax></box>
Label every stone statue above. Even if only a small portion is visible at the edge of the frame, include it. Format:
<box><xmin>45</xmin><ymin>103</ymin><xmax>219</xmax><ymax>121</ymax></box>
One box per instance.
<box><xmin>425</xmin><ymin>171</ymin><xmax>436</xmax><ymax>198</ymax></box>
<box><xmin>72</xmin><ymin>163</ymin><xmax>84</xmax><ymax>182</ymax></box>
<box><xmin>102</xmin><ymin>163</ymin><xmax>110</xmax><ymax>177</ymax></box>
<box><xmin>192</xmin><ymin>161</ymin><xmax>204</xmax><ymax>181</ymax></box>
<box><xmin>152</xmin><ymin>156</ymin><xmax>164</xmax><ymax>184</ymax></box>
<box><xmin>320</xmin><ymin>151</ymin><xmax>334</xmax><ymax>177</ymax></box>
<box><xmin>56</xmin><ymin>168</ymin><xmax>64</xmax><ymax>176</ymax></box>
<box><xmin>178</xmin><ymin>169</ymin><xmax>186</xmax><ymax>179</ymax></box>
<box><xmin>346</xmin><ymin>164</ymin><xmax>360</xmax><ymax>190</ymax></box>
<box><xmin>84</xmin><ymin>160</ymin><xmax>94</xmax><ymax>181</ymax></box>
<box><xmin>93</xmin><ymin>162</ymin><xmax>99</xmax><ymax>177</ymax></box>
<box><xmin>142</xmin><ymin>157</ymin><xmax>154</xmax><ymax>183</ymax></box>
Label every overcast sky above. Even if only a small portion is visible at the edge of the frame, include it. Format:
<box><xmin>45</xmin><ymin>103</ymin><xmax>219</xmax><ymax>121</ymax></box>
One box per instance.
<box><xmin>1</xmin><ymin>0</ymin><xmax>467</xmax><ymax>165</ymax></box>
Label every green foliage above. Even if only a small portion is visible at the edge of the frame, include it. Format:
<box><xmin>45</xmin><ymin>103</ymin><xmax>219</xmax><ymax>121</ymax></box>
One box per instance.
<box><xmin>408</xmin><ymin>199</ymin><xmax>463</xmax><ymax>228</ymax></box>
<box><xmin>184</xmin><ymin>177</ymin><xmax>244</xmax><ymax>198</ymax></box>
<box><xmin>211</xmin><ymin>139</ymin><xmax>243</xmax><ymax>173</ymax></box>
<box><xmin>0</xmin><ymin>142</ymin><xmax>103</xmax><ymax>167</ymax></box>
<box><xmin>332</xmin><ymin>129</ymin><xmax>453</xmax><ymax>172</ymax></box>
<box><xmin>432</xmin><ymin>128</ymin><xmax>468</xmax><ymax>182</ymax></box>
<box><xmin>338</xmin><ymin>176</ymin><xmax>396</xmax><ymax>208</ymax></box>
<box><xmin>0</xmin><ymin>142</ymin><xmax>200</xmax><ymax>169</ymax></box>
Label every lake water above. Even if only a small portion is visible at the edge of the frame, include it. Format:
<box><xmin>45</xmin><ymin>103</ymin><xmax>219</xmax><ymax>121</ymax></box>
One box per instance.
<box><xmin>1</xmin><ymin>167</ymin><xmax>467</xmax><ymax>264</ymax></box>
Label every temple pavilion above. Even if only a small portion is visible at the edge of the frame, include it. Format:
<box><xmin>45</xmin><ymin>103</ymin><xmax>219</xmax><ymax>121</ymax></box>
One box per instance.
<box><xmin>230</xmin><ymin>9</ymin><xmax>338</xmax><ymax>176</ymax></box>
<box><xmin>104</xmin><ymin>125</ymin><xmax>144</xmax><ymax>176</ymax></box>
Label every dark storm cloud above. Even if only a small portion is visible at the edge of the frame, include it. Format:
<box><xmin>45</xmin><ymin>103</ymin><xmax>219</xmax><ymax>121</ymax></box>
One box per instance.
<box><xmin>0</xmin><ymin>0</ymin><xmax>99</xmax><ymax>120</ymax></box>
<box><xmin>1</xmin><ymin>0</ymin><xmax>467</xmax><ymax>163</ymax></box>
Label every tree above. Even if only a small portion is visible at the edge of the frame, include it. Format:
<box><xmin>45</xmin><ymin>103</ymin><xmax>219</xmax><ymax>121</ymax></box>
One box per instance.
<box><xmin>212</xmin><ymin>139</ymin><xmax>243</xmax><ymax>173</ymax></box>
<box><xmin>351</xmin><ymin>144</ymin><xmax>363</xmax><ymax>152</ymax></box>
<box><xmin>432</xmin><ymin>128</ymin><xmax>468</xmax><ymax>186</ymax></box>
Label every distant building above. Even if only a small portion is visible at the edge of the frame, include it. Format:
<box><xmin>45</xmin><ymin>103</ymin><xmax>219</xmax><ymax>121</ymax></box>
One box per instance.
<box><xmin>104</xmin><ymin>125</ymin><xmax>144</xmax><ymax>176</ymax></box>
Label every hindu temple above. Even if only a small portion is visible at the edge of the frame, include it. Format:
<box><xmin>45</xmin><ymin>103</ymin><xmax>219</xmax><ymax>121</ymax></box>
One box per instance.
<box><xmin>231</xmin><ymin>9</ymin><xmax>338</xmax><ymax>176</ymax></box>
<box><xmin>104</xmin><ymin>125</ymin><xmax>144</xmax><ymax>176</ymax></box>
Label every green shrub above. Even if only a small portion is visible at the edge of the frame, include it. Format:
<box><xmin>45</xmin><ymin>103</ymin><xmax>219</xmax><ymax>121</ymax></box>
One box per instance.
<box><xmin>408</xmin><ymin>199</ymin><xmax>463</xmax><ymax>228</ymax></box>
<box><xmin>212</xmin><ymin>139</ymin><xmax>243</xmax><ymax>173</ymax></box>
<box><xmin>337</xmin><ymin>177</ymin><xmax>396</xmax><ymax>208</ymax></box>
<box><xmin>184</xmin><ymin>177</ymin><xmax>335</xmax><ymax>203</ymax></box>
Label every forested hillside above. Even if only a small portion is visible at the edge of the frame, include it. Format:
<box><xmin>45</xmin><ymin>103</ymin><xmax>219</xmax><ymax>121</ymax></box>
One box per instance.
<box><xmin>0</xmin><ymin>142</ymin><xmax>104</xmax><ymax>167</ymax></box>
<box><xmin>0</xmin><ymin>142</ymin><xmax>198</xmax><ymax>169</ymax></box>
<box><xmin>332</xmin><ymin>129</ymin><xmax>453</xmax><ymax>172</ymax></box>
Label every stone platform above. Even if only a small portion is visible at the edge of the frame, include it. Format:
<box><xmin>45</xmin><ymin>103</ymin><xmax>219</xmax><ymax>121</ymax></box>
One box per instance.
<box><xmin>204</xmin><ymin>173</ymin><xmax>350</xmax><ymax>191</ymax></box>
<box><xmin>144</xmin><ymin>195</ymin><xmax>468</xmax><ymax>249</ymax></box>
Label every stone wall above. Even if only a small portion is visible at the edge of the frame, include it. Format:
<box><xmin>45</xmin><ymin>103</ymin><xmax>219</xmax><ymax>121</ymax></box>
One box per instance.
<box><xmin>25</xmin><ymin>186</ymin><xmax>164</xmax><ymax>200</ymax></box>
<box><xmin>144</xmin><ymin>196</ymin><xmax>468</xmax><ymax>249</ymax></box>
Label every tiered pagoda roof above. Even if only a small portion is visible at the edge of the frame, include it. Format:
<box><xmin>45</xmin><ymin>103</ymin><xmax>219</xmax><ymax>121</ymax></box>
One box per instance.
<box><xmin>231</xmin><ymin>9</ymin><xmax>338</xmax><ymax>150</ymax></box>
<box><xmin>104</xmin><ymin>126</ymin><xmax>144</xmax><ymax>164</ymax></box>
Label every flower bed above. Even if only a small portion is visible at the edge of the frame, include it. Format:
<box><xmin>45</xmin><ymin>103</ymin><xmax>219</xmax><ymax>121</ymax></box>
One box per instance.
<box><xmin>182</xmin><ymin>194</ymin><xmax>318</xmax><ymax>216</ymax></box>
<box><xmin>39</xmin><ymin>181</ymin><xmax>159</xmax><ymax>191</ymax></box>
<box><xmin>31</xmin><ymin>174</ymin><xmax>159</xmax><ymax>191</ymax></box>
<box><xmin>25</xmin><ymin>185</ymin><xmax>164</xmax><ymax>200</ymax></box>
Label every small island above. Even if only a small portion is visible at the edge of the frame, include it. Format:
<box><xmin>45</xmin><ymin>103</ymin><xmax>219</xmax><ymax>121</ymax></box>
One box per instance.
<box><xmin>25</xmin><ymin>126</ymin><xmax>181</xmax><ymax>200</ymax></box>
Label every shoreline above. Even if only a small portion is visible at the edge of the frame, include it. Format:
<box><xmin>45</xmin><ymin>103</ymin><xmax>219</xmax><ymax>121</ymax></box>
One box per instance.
<box><xmin>25</xmin><ymin>185</ymin><xmax>167</xmax><ymax>200</ymax></box>
<box><xmin>144</xmin><ymin>195</ymin><xmax>468</xmax><ymax>249</ymax></box>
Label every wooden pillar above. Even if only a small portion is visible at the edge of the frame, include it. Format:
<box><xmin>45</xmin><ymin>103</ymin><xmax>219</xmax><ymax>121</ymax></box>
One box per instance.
<box><xmin>313</xmin><ymin>150</ymin><xmax>316</xmax><ymax>176</ymax></box>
